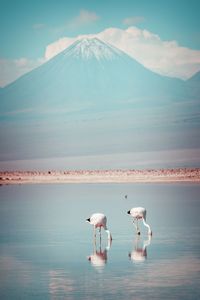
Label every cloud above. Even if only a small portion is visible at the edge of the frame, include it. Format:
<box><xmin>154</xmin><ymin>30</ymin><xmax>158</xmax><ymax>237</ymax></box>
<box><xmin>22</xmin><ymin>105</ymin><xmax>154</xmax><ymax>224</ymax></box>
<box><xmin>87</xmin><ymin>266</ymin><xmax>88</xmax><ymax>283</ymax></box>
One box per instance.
<box><xmin>100</xmin><ymin>27</ymin><xmax>200</xmax><ymax>79</ymax></box>
<box><xmin>123</xmin><ymin>16</ymin><xmax>145</xmax><ymax>25</ymax></box>
<box><xmin>44</xmin><ymin>26</ymin><xmax>200</xmax><ymax>80</ymax></box>
<box><xmin>0</xmin><ymin>57</ymin><xmax>44</xmax><ymax>87</ymax></box>
<box><xmin>68</xmin><ymin>9</ymin><xmax>99</xmax><ymax>29</ymax></box>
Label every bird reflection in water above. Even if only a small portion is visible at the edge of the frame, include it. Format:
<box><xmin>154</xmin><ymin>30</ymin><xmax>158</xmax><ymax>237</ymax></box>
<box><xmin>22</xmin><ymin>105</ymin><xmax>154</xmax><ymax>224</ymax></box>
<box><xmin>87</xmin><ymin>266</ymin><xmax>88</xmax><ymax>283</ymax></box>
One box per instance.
<box><xmin>87</xmin><ymin>238</ymin><xmax>112</xmax><ymax>270</ymax></box>
<box><xmin>129</xmin><ymin>235</ymin><xmax>152</xmax><ymax>262</ymax></box>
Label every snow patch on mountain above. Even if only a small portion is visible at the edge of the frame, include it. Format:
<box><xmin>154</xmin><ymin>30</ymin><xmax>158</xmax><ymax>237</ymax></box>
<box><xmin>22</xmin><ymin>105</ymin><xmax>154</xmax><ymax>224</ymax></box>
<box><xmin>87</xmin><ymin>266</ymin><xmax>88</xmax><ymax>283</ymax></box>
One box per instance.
<box><xmin>63</xmin><ymin>37</ymin><xmax>122</xmax><ymax>61</ymax></box>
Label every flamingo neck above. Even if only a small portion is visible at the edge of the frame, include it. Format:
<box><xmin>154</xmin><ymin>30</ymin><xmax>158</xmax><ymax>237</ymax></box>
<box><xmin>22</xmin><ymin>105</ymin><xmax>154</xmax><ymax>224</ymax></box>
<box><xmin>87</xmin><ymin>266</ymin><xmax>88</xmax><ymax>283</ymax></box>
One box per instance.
<box><xmin>142</xmin><ymin>219</ymin><xmax>152</xmax><ymax>235</ymax></box>
<box><xmin>105</xmin><ymin>230</ymin><xmax>112</xmax><ymax>241</ymax></box>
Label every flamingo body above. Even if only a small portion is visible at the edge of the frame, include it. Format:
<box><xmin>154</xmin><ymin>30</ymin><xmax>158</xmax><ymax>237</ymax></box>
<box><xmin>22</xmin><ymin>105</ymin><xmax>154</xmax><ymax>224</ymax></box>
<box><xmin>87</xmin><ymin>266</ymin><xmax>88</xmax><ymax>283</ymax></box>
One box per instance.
<box><xmin>88</xmin><ymin>213</ymin><xmax>107</xmax><ymax>229</ymax></box>
<box><xmin>86</xmin><ymin>213</ymin><xmax>112</xmax><ymax>240</ymax></box>
<box><xmin>128</xmin><ymin>207</ymin><xmax>146</xmax><ymax>220</ymax></box>
<box><xmin>127</xmin><ymin>207</ymin><xmax>152</xmax><ymax>235</ymax></box>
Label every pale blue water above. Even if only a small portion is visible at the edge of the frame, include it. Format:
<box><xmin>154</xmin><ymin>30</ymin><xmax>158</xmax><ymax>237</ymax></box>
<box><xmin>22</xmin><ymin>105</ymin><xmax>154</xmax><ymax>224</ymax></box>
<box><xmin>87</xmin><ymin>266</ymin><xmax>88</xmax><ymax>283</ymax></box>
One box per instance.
<box><xmin>0</xmin><ymin>183</ymin><xmax>200</xmax><ymax>300</ymax></box>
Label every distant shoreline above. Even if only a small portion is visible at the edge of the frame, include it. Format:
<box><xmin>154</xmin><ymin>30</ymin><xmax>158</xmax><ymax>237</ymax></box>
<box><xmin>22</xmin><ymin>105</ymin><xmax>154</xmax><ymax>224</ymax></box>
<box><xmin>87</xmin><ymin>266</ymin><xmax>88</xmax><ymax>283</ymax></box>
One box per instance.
<box><xmin>0</xmin><ymin>168</ymin><xmax>199</xmax><ymax>185</ymax></box>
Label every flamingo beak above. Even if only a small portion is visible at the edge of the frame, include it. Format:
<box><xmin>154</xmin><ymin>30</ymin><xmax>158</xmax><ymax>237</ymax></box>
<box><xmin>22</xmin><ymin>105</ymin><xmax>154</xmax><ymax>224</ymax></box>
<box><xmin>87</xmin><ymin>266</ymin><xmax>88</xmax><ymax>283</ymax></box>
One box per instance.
<box><xmin>127</xmin><ymin>210</ymin><xmax>130</xmax><ymax>215</ymax></box>
<box><xmin>86</xmin><ymin>218</ymin><xmax>90</xmax><ymax>222</ymax></box>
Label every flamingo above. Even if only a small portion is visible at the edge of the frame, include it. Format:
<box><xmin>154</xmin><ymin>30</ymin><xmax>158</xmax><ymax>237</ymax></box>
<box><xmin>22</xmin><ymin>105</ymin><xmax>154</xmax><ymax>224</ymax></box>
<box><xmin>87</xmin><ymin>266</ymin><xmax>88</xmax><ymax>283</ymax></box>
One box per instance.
<box><xmin>86</xmin><ymin>213</ymin><xmax>112</xmax><ymax>241</ymax></box>
<box><xmin>127</xmin><ymin>207</ymin><xmax>152</xmax><ymax>235</ymax></box>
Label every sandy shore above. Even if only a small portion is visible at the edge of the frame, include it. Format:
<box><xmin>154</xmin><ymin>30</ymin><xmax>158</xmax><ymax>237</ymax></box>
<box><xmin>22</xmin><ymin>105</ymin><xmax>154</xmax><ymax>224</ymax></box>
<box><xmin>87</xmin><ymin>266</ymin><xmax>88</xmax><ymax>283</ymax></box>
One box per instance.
<box><xmin>0</xmin><ymin>169</ymin><xmax>200</xmax><ymax>184</ymax></box>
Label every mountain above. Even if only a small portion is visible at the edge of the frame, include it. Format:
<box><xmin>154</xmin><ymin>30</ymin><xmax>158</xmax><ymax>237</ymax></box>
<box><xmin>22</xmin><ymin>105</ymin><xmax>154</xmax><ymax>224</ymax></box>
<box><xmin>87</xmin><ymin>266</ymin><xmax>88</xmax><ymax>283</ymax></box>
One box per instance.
<box><xmin>0</xmin><ymin>38</ymin><xmax>184</xmax><ymax>115</ymax></box>
<box><xmin>0</xmin><ymin>38</ymin><xmax>199</xmax><ymax>168</ymax></box>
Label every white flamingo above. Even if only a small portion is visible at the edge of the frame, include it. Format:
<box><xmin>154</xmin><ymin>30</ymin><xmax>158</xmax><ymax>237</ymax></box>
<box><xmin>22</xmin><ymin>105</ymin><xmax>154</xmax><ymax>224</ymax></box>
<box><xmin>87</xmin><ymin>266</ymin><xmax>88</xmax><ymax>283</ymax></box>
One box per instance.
<box><xmin>127</xmin><ymin>207</ymin><xmax>152</xmax><ymax>235</ymax></box>
<box><xmin>86</xmin><ymin>213</ymin><xmax>112</xmax><ymax>241</ymax></box>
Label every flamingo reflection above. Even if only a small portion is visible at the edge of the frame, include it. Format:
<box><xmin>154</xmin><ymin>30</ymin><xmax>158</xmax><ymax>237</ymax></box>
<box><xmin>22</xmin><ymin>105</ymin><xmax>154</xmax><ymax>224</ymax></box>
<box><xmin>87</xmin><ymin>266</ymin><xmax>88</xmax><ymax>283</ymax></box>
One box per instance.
<box><xmin>129</xmin><ymin>235</ymin><xmax>152</xmax><ymax>262</ymax></box>
<box><xmin>87</xmin><ymin>239</ymin><xmax>112</xmax><ymax>270</ymax></box>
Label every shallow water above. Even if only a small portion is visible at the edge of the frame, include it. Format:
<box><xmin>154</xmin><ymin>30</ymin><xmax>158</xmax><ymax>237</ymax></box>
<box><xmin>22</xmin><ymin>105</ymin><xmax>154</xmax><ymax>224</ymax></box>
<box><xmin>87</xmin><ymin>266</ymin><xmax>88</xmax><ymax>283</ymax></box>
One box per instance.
<box><xmin>0</xmin><ymin>183</ymin><xmax>200</xmax><ymax>299</ymax></box>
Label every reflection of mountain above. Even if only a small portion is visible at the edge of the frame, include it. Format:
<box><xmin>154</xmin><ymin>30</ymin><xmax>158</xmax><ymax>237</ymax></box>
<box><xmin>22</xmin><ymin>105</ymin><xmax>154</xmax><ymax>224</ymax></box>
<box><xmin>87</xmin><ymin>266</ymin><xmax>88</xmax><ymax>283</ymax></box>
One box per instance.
<box><xmin>0</xmin><ymin>38</ymin><xmax>199</xmax><ymax>167</ymax></box>
<box><xmin>129</xmin><ymin>236</ymin><xmax>152</xmax><ymax>262</ymax></box>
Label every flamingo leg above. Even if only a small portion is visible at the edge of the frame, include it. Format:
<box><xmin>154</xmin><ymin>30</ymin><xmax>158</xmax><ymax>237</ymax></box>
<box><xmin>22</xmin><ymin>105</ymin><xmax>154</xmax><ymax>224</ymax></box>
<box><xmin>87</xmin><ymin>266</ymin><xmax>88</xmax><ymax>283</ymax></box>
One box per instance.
<box><xmin>99</xmin><ymin>227</ymin><xmax>102</xmax><ymax>243</ymax></box>
<box><xmin>136</xmin><ymin>219</ymin><xmax>140</xmax><ymax>235</ymax></box>
<box><xmin>93</xmin><ymin>236</ymin><xmax>96</xmax><ymax>249</ymax></box>
<box><xmin>93</xmin><ymin>225</ymin><xmax>96</xmax><ymax>239</ymax></box>
<box><xmin>132</xmin><ymin>218</ymin><xmax>137</xmax><ymax>231</ymax></box>
<box><xmin>133</xmin><ymin>218</ymin><xmax>140</xmax><ymax>235</ymax></box>
<box><xmin>100</xmin><ymin>238</ymin><xmax>102</xmax><ymax>252</ymax></box>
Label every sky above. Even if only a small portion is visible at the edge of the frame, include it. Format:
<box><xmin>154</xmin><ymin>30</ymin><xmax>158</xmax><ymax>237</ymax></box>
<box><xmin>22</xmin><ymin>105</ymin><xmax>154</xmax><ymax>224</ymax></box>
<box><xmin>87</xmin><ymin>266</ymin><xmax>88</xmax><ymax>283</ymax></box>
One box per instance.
<box><xmin>0</xmin><ymin>0</ymin><xmax>200</xmax><ymax>86</ymax></box>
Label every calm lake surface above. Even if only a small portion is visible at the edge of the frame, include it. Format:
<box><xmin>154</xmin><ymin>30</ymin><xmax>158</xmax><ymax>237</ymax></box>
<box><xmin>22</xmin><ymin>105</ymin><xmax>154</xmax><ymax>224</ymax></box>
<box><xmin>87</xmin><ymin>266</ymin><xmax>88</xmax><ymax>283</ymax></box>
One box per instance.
<box><xmin>0</xmin><ymin>183</ymin><xmax>200</xmax><ymax>300</ymax></box>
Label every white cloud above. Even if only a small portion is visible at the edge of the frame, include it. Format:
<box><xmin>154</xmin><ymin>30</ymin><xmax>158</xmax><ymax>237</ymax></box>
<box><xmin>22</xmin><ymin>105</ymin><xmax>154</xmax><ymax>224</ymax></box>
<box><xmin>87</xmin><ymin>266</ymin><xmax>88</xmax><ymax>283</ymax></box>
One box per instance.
<box><xmin>123</xmin><ymin>16</ymin><xmax>145</xmax><ymax>25</ymax></box>
<box><xmin>68</xmin><ymin>9</ymin><xmax>99</xmax><ymax>29</ymax></box>
<box><xmin>0</xmin><ymin>58</ymin><xmax>44</xmax><ymax>87</ymax></box>
<box><xmin>99</xmin><ymin>27</ymin><xmax>200</xmax><ymax>79</ymax></box>
<box><xmin>44</xmin><ymin>26</ymin><xmax>200</xmax><ymax>80</ymax></box>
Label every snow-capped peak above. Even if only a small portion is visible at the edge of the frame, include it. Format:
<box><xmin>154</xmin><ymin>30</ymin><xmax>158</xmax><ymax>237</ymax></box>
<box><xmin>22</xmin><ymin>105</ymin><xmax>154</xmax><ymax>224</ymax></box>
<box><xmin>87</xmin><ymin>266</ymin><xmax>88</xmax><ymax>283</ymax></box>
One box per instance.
<box><xmin>64</xmin><ymin>37</ymin><xmax>121</xmax><ymax>60</ymax></box>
